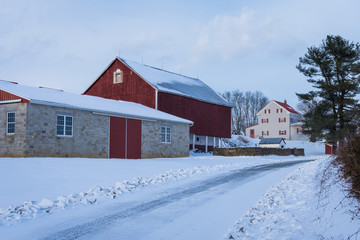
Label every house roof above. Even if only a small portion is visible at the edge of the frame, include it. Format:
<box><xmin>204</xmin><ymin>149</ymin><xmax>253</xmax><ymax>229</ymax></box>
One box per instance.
<box><xmin>118</xmin><ymin>58</ymin><xmax>232</xmax><ymax>107</ymax></box>
<box><xmin>259</xmin><ymin>138</ymin><xmax>286</xmax><ymax>145</ymax></box>
<box><xmin>0</xmin><ymin>80</ymin><xmax>193</xmax><ymax>125</ymax></box>
<box><xmin>273</xmin><ymin>100</ymin><xmax>300</xmax><ymax>115</ymax></box>
<box><xmin>245</xmin><ymin>123</ymin><xmax>258</xmax><ymax>129</ymax></box>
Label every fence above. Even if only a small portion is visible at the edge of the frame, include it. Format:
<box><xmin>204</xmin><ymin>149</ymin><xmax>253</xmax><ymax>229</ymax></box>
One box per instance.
<box><xmin>213</xmin><ymin>147</ymin><xmax>305</xmax><ymax>157</ymax></box>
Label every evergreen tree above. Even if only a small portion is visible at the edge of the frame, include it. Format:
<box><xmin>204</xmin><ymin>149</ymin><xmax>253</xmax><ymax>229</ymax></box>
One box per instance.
<box><xmin>296</xmin><ymin>35</ymin><xmax>360</xmax><ymax>142</ymax></box>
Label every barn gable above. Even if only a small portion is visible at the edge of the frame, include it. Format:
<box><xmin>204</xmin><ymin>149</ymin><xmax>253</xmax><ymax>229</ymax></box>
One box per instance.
<box><xmin>84</xmin><ymin>58</ymin><xmax>157</xmax><ymax>108</ymax></box>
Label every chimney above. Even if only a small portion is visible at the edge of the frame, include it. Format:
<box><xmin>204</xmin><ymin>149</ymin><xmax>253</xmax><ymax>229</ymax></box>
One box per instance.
<box><xmin>284</xmin><ymin>99</ymin><xmax>287</xmax><ymax>104</ymax></box>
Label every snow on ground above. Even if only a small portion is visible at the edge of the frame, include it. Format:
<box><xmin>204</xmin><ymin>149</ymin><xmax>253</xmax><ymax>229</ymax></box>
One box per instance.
<box><xmin>0</xmin><ymin>154</ymin><xmax>318</xmax><ymax>225</ymax></box>
<box><xmin>227</xmin><ymin>157</ymin><xmax>359</xmax><ymax>239</ymax></box>
<box><xmin>2</xmin><ymin>139</ymin><xmax>349</xmax><ymax>239</ymax></box>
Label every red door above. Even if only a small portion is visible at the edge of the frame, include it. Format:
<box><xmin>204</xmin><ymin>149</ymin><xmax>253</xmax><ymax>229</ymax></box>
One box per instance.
<box><xmin>126</xmin><ymin>119</ymin><xmax>141</xmax><ymax>159</ymax></box>
<box><xmin>250</xmin><ymin>129</ymin><xmax>255</xmax><ymax>138</ymax></box>
<box><xmin>110</xmin><ymin>117</ymin><xmax>141</xmax><ymax>159</ymax></box>
<box><xmin>110</xmin><ymin>117</ymin><xmax>126</xmax><ymax>158</ymax></box>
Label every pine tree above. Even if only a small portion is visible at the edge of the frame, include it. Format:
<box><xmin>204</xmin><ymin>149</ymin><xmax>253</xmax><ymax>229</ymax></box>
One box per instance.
<box><xmin>296</xmin><ymin>35</ymin><xmax>360</xmax><ymax>142</ymax></box>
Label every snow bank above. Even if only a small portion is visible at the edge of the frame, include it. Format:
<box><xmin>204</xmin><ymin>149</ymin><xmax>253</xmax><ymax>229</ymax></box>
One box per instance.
<box><xmin>227</xmin><ymin>156</ymin><xmax>359</xmax><ymax>239</ymax></box>
<box><xmin>230</xmin><ymin>135</ymin><xmax>259</xmax><ymax>147</ymax></box>
<box><xmin>0</xmin><ymin>163</ymin><xmax>246</xmax><ymax>225</ymax></box>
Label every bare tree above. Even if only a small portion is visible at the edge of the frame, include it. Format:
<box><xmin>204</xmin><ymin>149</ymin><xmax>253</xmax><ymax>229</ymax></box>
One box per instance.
<box><xmin>222</xmin><ymin>90</ymin><xmax>269</xmax><ymax>134</ymax></box>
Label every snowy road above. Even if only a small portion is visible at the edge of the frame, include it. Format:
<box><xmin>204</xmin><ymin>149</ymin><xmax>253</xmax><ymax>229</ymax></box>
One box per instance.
<box><xmin>13</xmin><ymin>159</ymin><xmax>312</xmax><ymax>240</ymax></box>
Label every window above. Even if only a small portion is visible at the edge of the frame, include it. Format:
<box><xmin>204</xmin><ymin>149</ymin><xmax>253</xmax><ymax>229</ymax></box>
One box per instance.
<box><xmin>113</xmin><ymin>69</ymin><xmax>123</xmax><ymax>84</ymax></box>
<box><xmin>7</xmin><ymin>112</ymin><xmax>15</xmax><ymax>134</ymax></box>
<box><xmin>279</xmin><ymin>118</ymin><xmax>286</xmax><ymax>123</ymax></box>
<box><xmin>57</xmin><ymin>115</ymin><xmax>73</xmax><ymax>136</ymax></box>
<box><xmin>161</xmin><ymin>126</ymin><xmax>171</xmax><ymax>143</ymax></box>
<box><xmin>279</xmin><ymin>130</ymin><xmax>287</xmax><ymax>135</ymax></box>
<box><xmin>262</xmin><ymin>118</ymin><xmax>269</xmax><ymax>123</ymax></box>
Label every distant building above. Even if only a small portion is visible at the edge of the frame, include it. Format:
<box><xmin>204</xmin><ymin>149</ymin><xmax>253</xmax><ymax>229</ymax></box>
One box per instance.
<box><xmin>245</xmin><ymin>100</ymin><xmax>307</xmax><ymax>140</ymax></box>
<box><xmin>325</xmin><ymin>142</ymin><xmax>337</xmax><ymax>155</ymax></box>
<box><xmin>84</xmin><ymin>57</ymin><xmax>232</xmax><ymax>152</ymax></box>
<box><xmin>259</xmin><ymin>138</ymin><xmax>286</xmax><ymax>148</ymax></box>
<box><xmin>0</xmin><ymin>80</ymin><xmax>192</xmax><ymax>159</ymax></box>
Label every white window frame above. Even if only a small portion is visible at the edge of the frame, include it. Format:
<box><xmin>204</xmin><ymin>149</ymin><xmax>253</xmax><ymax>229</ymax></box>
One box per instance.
<box><xmin>6</xmin><ymin>112</ymin><xmax>15</xmax><ymax>135</ymax></box>
<box><xmin>57</xmin><ymin>115</ymin><xmax>73</xmax><ymax>137</ymax></box>
<box><xmin>113</xmin><ymin>69</ymin><xmax>123</xmax><ymax>84</ymax></box>
<box><xmin>161</xmin><ymin>126</ymin><xmax>171</xmax><ymax>143</ymax></box>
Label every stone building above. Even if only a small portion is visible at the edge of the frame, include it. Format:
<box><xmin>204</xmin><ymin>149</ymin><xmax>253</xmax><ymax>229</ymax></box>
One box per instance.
<box><xmin>0</xmin><ymin>80</ymin><xmax>192</xmax><ymax>159</ymax></box>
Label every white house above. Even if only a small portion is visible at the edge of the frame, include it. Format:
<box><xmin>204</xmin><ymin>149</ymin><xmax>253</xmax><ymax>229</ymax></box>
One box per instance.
<box><xmin>245</xmin><ymin>100</ymin><xmax>308</xmax><ymax>140</ymax></box>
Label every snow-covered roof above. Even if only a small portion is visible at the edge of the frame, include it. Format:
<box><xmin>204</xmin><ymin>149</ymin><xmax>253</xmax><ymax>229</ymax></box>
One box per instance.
<box><xmin>0</xmin><ymin>80</ymin><xmax>193</xmax><ymax>124</ymax></box>
<box><xmin>118</xmin><ymin>58</ymin><xmax>232</xmax><ymax>107</ymax></box>
<box><xmin>259</xmin><ymin>138</ymin><xmax>286</xmax><ymax>145</ymax></box>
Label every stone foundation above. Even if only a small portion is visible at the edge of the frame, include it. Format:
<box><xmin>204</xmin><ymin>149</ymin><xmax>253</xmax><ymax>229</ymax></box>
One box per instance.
<box><xmin>213</xmin><ymin>147</ymin><xmax>305</xmax><ymax>157</ymax></box>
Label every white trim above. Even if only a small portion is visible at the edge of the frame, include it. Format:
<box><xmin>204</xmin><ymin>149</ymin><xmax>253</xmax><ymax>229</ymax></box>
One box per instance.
<box><xmin>56</xmin><ymin>114</ymin><xmax>73</xmax><ymax>137</ymax></box>
<box><xmin>125</xmin><ymin>119</ymin><xmax>128</xmax><ymax>159</ymax></box>
<box><xmin>108</xmin><ymin>117</ymin><xmax>110</xmax><ymax>159</ymax></box>
<box><xmin>155</xmin><ymin>89</ymin><xmax>158</xmax><ymax>110</ymax></box>
<box><xmin>113</xmin><ymin>68</ymin><xmax>123</xmax><ymax>84</ymax></box>
<box><xmin>0</xmin><ymin>99</ymin><xmax>22</xmax><ymax>104</ymax></box>
<box><xmin>205</xmin><ymin>136</ymin><xmax>208</xmax><ymax>153</ymax></box>
<box><xmin>6</xmin><ymin>112</ymin><xmax>15</xmax><ymax>135</ymax></box>
<box><xmin>161</xmin><ymin>126</ymin><xmax>171</xmax><ymax>143</ymax></box>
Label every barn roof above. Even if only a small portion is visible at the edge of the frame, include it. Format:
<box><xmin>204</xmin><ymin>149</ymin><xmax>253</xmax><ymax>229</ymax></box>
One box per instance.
<box><xmin>118</xmin><ymin>58</ymin><xmax>232</xmax><ymax>107</ymax></box>
<box><xmin>0</xmin><ymin>80</ymin><xmax>193</xmax><ymax>124</ymax></box>
<box><xmin>259</xmin><ymin>138</ymin><xmax>286</xmax><ymax>145</ymax></box>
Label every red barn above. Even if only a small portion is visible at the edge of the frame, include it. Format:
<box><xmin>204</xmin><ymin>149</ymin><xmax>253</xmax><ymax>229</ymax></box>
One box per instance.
<box><xmin>84</xmin><ymin>57</ymin><xmax>232</xmax><ymax>151</ymax></box>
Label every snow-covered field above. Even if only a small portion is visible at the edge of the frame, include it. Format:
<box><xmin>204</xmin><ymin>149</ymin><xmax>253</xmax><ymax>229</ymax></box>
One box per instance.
<box><xmin>0</xmin><ymin>140</ymin><xmax>358</xmax><ymax>239</ymax></box>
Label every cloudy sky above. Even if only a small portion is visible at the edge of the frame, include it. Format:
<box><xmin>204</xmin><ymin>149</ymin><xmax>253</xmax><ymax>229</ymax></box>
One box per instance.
<box><xmin>1</xmin><ymin>0</ymin><xmax>359</xmax><ymax>108</ymax></box>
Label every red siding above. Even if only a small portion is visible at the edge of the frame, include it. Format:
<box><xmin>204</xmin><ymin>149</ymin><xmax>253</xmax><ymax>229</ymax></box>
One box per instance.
<box><xmin>158</xmin><ymin>92</ymin><xmax>231</xmax><ymax>138</ymax></box>
<box><xmin>0</xmin><ymin>90</ymin><xmax>29</xmax><ymax>102</ymax></box>
<box><xmin>109</xmin><ymin>117</ymin><xmax>141</xmax><ymax>159</ymax></box>
<box><xmin>84</xmin><ymin>59</ymin><xmax>156</xmax><ymax>108</ymax></box>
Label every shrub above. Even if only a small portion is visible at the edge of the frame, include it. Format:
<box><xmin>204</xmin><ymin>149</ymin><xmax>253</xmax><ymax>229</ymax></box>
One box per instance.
<box><xmin>333</xmin><ymin>131</ymin><xmax>360</xmax><ymax>201</ymax></box>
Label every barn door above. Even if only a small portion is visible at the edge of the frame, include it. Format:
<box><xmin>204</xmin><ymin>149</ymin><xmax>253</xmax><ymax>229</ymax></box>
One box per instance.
<box><xmin>110</xmin><ymin>117</ymin><xmax>141</xmax><ymax>159</ymax></box>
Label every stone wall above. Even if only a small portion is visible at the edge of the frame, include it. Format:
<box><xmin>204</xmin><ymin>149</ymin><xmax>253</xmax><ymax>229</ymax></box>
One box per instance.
<box><xmin>0</xmin><ymin>103</ymin><xmax>27</xmax><ymax>157</ymax></box>
<box><xmin>213</xmin><ymin>147</ymin><xmax>305</xmax><ymax>157</ymax></box>
<box><xmin>25</xmin><ymin>103</ymin><xmax>109</xmax><ymax>158</ymax></box>
<box><xmin>141</xmin><ymin>120</ymin><xmax>189</xmax><ymax>158</ymax></box>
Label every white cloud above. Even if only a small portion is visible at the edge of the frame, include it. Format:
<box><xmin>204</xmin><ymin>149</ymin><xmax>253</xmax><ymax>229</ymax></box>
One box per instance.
<box><xmin>192</xmin><ymin>8</ymin><xmax>275</xmax><ymax>62</ymax></box>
